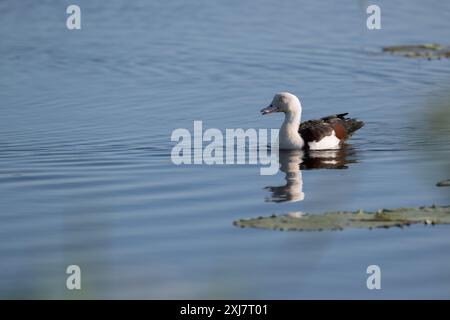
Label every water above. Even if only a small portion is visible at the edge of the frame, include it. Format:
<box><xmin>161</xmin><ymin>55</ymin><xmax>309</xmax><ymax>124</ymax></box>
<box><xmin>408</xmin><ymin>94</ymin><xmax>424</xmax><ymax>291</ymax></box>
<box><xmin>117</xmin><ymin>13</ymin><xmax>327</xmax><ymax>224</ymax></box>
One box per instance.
<box><xmin>1</xmin><ymin>0</ymin><xmax>449</xmax><ymax>298</ymax></box>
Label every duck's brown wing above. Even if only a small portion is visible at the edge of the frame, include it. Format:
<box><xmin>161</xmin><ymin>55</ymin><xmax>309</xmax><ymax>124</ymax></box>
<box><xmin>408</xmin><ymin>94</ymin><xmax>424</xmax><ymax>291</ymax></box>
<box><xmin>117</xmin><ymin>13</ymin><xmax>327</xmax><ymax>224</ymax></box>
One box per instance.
<box><xmin>299</xmin><ymin>113</ymin><xmax>364</xmax><ymax>144</ymax></box>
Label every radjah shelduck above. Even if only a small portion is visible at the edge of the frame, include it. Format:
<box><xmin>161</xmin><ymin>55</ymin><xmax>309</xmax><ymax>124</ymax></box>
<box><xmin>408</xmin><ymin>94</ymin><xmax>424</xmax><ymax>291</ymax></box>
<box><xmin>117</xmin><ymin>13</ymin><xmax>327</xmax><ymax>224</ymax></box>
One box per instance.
<box><xmin>261</xmin><ymin>92</ymin><xmax>364</xmax><ymax>150</ymax></box>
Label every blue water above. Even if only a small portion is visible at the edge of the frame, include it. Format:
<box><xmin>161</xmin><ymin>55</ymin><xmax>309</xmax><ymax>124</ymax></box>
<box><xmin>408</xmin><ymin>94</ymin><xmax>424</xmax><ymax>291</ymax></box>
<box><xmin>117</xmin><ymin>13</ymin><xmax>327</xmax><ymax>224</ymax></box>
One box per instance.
<box><xmin>0</xmin><ymin>0</ymin><xmax>449</xmax><ymax>298</ymax></box>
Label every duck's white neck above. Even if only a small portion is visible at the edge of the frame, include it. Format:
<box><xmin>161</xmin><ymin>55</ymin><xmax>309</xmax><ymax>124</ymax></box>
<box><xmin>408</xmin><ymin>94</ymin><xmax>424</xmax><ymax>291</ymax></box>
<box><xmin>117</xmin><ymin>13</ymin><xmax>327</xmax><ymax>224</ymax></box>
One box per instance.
<box><xmin>279</xmin><ymin>105</ymin><xmax>304</xmax><ymax>150</ymax></box>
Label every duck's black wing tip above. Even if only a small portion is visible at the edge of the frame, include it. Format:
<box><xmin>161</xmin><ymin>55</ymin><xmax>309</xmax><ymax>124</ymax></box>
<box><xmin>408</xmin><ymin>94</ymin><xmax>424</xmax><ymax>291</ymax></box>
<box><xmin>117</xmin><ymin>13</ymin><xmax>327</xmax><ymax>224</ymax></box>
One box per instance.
<box><xmin>320</xmin><ymin>113</ymin><xmax>349</xmax><ymax>121</ymax></box>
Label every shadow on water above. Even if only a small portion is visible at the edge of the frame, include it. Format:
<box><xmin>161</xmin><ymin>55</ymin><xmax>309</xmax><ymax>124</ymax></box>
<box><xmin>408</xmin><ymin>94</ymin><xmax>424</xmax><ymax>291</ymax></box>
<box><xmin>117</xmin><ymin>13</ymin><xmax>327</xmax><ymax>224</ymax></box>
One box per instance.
<box><xmin>265</xmin><ymin>146</ymin><xmax>359</xmax><ymax>203</ymax></box>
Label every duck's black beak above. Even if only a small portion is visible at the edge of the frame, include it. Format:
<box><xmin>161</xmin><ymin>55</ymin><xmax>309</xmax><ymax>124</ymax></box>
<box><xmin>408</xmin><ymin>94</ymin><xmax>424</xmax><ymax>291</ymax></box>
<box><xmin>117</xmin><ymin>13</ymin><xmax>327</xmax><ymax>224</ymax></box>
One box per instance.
<box><xmin>260</xmin><ymin>104</ymin><xmax>279</xmax><ymax>115</ymax></box>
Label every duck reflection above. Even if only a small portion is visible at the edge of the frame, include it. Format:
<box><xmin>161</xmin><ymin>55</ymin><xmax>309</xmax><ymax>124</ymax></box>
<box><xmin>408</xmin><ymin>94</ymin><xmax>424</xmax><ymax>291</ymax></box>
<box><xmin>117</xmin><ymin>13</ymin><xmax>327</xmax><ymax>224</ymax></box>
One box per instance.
<box><xmin>265</xmin><ymin>146</ymin><xmax>358</xmax><ymax>203</ymax></box>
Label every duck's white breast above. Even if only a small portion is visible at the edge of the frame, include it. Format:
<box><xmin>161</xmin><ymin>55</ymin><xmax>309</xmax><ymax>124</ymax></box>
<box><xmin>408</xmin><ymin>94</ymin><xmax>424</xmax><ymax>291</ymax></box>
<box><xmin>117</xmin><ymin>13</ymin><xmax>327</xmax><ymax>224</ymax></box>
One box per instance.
<box><xmin>308</xmin><ymin>130</ymin><xmax>341</xmax><ymax>150</ymax></box>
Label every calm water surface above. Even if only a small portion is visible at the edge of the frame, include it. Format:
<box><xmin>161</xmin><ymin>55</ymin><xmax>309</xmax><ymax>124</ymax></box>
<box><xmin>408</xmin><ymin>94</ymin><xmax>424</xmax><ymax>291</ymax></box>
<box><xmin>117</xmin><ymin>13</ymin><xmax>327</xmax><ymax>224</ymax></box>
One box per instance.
<box><xmin>1</xmin><ymin>0</ymin><xmax>450</xmax><ymax>298</ymax></box>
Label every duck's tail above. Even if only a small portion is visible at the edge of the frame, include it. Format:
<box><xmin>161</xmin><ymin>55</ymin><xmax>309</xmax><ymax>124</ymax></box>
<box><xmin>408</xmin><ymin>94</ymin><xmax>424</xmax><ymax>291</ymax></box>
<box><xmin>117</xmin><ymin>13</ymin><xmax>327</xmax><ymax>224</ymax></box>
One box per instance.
<box><xmin>343</xmin><ymin>117</ymin><xmax>365</xmax><ymax>136</ymax></box>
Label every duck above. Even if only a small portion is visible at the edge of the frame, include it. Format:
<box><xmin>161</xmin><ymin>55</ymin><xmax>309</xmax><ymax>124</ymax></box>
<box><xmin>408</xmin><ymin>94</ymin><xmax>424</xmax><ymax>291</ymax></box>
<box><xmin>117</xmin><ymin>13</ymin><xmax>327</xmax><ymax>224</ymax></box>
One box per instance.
<box><xmin>260</xmin><ymin>92</ymin><xmax>364</xmax><ymax>150</ymax></box>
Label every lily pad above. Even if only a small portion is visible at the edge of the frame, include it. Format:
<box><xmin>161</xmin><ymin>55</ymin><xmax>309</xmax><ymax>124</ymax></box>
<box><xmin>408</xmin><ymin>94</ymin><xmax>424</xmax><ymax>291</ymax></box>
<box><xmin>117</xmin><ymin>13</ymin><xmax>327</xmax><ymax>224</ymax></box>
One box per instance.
<box><xmin>436</xmin><ymin>179</ymin><xmax>450</xmax><ymax>187</ymax></box>
<box><xmin>382</xmin><ymin>44</ymin><xmax>450</xmax><ymax>59</ymax></box>
<box><xmin>233</xmin><ymin>205</ymin><xmax>450</xmax><ymax>232</ymax></box>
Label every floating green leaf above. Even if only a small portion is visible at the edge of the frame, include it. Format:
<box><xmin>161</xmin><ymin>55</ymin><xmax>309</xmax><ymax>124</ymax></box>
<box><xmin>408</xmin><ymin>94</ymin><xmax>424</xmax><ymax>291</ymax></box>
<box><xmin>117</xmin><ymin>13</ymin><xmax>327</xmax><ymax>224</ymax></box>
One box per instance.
<box><xmin>437</xmin><ymin>179</ymin><xmax>450</xmax><ymax>187</ymax></box>
<box><xmin>382</xmin><ymin>44</ymin><xmax>450</xmax><ymax>59</ymax></box>
<box><xmin>233</xmin><ymin>205</ymin><xmax>450</xmax><ymax>232</ymax></box>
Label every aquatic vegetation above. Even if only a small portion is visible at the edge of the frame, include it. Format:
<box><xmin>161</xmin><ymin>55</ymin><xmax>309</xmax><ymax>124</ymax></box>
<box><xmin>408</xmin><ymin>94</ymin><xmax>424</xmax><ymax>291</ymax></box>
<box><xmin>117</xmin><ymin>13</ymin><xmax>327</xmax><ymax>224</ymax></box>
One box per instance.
<box><xmin>234</xmin><ymin>205</ymin><xmax>450</xmax><ymax>232</ymax></box>
<box><xmin>437</xmin><ymin>179</ymin><xmax>450</xmax><ymax>187</ymax></box>
<box><xmin>382</xmin><ymin>44</ymin><xmax>450</xmax><ymax>59</ymax></box>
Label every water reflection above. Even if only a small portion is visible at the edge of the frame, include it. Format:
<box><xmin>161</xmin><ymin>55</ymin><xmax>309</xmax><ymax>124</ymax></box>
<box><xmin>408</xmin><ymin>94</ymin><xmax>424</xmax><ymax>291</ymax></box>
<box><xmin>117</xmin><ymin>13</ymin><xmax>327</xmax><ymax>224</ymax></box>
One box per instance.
<box><xmin>265</xmin><ymin>146</ymin><xmax>358</xmax><ymax>203</ymax></box>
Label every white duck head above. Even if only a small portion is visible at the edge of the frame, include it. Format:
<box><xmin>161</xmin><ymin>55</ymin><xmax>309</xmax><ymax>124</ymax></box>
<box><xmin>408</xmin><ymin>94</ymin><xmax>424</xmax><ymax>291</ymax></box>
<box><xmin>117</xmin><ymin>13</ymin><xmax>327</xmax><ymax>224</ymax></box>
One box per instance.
<box><xmin>260</xmin><ymin>92</ymin><xmax>302</xmax><ymax>116</ymax></box>
<box><xmin>261</xmin><ymin>92</ymin><xmax>304</xmax><ymax>150</ymax></box>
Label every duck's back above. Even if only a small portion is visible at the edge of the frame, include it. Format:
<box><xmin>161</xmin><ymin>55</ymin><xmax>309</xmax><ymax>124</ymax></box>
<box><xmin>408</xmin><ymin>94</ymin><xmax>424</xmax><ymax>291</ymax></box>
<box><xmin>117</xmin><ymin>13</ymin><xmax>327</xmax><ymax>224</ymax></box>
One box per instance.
<box><xmin>299</xmin><ymin>113</ymin><xmax>364</xmax><ymax>150</ymax></box>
